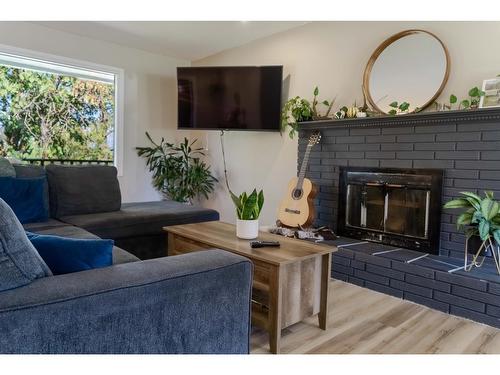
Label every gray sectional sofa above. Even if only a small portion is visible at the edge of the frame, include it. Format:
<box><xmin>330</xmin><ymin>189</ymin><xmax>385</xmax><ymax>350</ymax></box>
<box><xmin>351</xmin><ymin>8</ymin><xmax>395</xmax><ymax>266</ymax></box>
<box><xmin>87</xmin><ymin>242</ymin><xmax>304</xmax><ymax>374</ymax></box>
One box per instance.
<box><xmin>0</xmin><ymin>164</ymin><xmax>253</xmax><ymax>354</ymax></box>
<box><xmin>18</xmin><ymin>163</ymin><xmax>220</xmax><ymax>259</ymax></box>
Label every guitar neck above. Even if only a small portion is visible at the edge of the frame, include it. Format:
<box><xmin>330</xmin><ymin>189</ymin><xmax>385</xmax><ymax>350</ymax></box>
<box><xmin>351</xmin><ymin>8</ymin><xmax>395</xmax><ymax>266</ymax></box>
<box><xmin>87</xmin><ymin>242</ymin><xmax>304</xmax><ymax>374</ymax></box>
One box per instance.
<box><xmin>296</xmin><ymin>144</ymin><xmax>313</xmax><ymax>189</ymax></box>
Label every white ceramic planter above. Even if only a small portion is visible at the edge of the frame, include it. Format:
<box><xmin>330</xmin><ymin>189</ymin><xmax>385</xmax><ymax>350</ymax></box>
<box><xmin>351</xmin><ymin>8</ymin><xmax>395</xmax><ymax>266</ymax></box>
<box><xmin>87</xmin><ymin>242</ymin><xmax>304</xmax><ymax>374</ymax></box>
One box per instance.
<box><xmin>236</xmin><ymin>219</ymin><xmax>259</xmax><ymax>240</ymax></box>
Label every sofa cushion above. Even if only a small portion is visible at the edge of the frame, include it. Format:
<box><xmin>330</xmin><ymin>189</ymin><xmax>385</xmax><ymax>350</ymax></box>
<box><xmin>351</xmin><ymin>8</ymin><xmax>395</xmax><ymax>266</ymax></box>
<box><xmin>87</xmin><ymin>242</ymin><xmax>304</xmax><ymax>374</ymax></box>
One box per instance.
<box><xmin>12</xmin><ymin>164</ymin><xmax>45</xmax><ymax>178</ymax></box>
<box><xmin>112</xmin><ymin>246</ymin><xmax>140</xmax><ymax>264</ymax></box>
<box><xmin>0</xmin><ymin>176</ymin><xmax>49</xmax><ymax>223</ymax></box>
<box><xmin>0</xmin><ymin>158</ymin><xmax>15</xmax><ymax>177</ymax></box>
<box><xmin>12</xmin><ymin>164</ymin><xmax>50</xmax><ymax>210</ymax></box>
<box><xmin>23</xmin><ymin>219</ymin><xmax>71</xmax><ymax>232</ymax></box>
<box><xmin>45</xmin><ymin>164</ymin><xmax>121</xmax><ymax>218</ymax></box>
<box><xmin>29</xmin><ymin>225</ymin><xmax>139</xmax><ymax>265</ymax></box>
<box><xmin>26</xmin><ymin>232</ymin><xmax>113</xmax><ymax>275</ymax></box>
<box><xmin>0</xmin><ymin>198</ymin><xmax>52</xmax><ymax>292</ymax></box>
<box><xmin>59</xmin><ymin>200</ymin><xmax>220</xmax><ymax>239</ymax></box>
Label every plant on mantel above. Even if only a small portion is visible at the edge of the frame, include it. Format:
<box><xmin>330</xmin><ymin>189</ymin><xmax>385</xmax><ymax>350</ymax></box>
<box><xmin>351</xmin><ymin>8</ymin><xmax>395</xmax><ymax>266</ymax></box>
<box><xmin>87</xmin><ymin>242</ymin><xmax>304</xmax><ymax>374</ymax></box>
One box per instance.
<box><xmin>281</xmin><ymin>86</ymin><xmax>335</xmax><ymax>139</ymax></box>
<box><xmin>387</xmin><ymin>101</ymin><xmax>410</xmax><ymax>116</ymax></box>
<box><xmin>434</xmin><ymin>86</ymin><xmax>486</xmax><ymax>111</ymax></box>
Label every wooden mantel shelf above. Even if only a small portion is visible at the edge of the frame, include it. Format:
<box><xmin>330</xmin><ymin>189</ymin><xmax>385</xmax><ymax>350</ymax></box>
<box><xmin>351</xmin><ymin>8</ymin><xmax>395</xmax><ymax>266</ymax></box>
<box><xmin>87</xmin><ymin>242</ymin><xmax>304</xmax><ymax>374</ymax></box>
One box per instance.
<box><xmin>299</xmin><ymin>107</ymin><xmax>500</xmax><ymax>130</ymax></box>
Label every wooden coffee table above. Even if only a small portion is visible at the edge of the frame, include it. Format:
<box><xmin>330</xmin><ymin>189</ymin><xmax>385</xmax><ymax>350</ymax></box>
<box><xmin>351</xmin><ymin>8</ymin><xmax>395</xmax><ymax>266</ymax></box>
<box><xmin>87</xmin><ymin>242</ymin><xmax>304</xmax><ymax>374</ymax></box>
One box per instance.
<box><xmin>163</xmin><ymin>221</ymin><xmax>335</xmax><ymax>354</ymax></box>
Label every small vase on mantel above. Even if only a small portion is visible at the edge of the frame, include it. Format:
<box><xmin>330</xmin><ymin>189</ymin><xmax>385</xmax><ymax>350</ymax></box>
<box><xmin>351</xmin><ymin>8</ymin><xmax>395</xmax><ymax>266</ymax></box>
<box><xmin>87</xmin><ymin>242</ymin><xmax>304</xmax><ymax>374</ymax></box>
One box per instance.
<box><xmin>236</xmin><ymin>219</ymin><xmax>259</xmax><ymax>240</ymax></box>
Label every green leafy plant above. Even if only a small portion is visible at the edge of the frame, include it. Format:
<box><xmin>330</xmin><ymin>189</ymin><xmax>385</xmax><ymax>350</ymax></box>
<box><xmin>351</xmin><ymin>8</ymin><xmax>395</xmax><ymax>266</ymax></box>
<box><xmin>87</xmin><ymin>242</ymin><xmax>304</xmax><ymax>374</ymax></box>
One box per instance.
<box><xmin>281</xmin><ymin>87</ymin><xmax>334</xmax><ymax>139</ymax></box>
<box><xmin>434</xmin><ymin>94</ymin><xmax>458</xmax><ymax>111</ymax></box>
<box><xmin>136</xmin><ymin>133</ymin><xmax>218</xmax><ymax>203</ymax></box>
<box><xmin>459</xmin><ymin>86</ymin><xmax>486</xmax><ymax>110</ymax></box>
<box><xmin>444</xmin><ymin>191</ymin><xmax>500</xmax><ymax>246</ymax></box>
<box><xmin>449</xmin><ymin>94</ymin><xmax>458</xmax><ymax>108</ymax></box>
<box><xmin>388</xmin><ymin>101</ymin><xmax>410</xmax><ymax>115</ymax></box>
<box><xmin>230</xmin><ymin>189</ymin><xmax>264</xmax><ymax>220</ymax></box>
<box><xmin>311</xmin><ymin>86</ymin><xmax>335</xmax><ymax>119</ymax></box>
<box><xmin>281</xmin><ymin>96</ymin><xmax>312</xmax><ymax>139</ymax></box>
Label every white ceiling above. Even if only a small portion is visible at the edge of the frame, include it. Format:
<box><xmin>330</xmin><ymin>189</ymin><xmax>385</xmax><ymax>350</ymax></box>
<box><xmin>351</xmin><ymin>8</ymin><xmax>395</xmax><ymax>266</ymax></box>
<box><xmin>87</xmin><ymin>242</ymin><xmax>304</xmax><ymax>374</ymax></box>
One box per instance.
<box><xmin>36</xmin><ymin>21</ymin><xmax>306</xmax><ymax>61</ymax></box>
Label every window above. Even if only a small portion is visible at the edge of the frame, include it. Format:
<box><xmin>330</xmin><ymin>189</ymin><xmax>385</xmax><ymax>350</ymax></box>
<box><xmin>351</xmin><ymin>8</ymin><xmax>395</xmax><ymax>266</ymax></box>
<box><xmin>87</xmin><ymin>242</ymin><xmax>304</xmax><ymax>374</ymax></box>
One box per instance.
<box><xmin>0</xmin><ymin>46</ymin><xmax>123</xmax><ymax>173</ymax></box>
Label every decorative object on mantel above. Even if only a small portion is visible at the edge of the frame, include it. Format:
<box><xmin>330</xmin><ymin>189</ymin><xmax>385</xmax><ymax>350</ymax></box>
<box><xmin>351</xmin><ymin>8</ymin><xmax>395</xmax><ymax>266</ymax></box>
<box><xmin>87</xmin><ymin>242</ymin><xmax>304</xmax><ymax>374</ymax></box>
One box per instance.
<box><xmin>480</xmin><ymin>77</ymin><xmax>500</xmax><ymax>108</ymax></box>
<box><xmin>281</xmin><ymin>87</ymin><xmax>335</xmax><ymax>138</ymax></box>
<box><xmin>462</xmin><ymin>87</ymin><xmax>485</xmax><ymax>110</ymax></box>
<box><xmin>362</xmin><ymin>29</ymin><xmax>450</xmax><ymax>114</ymax></box>
<box><xmin>433</xmin><ymin>86</ymin><xmax>486</xmax><ymax>111</ymax></box>
<box><xmin>136</xmin><ymin>133</ymin><xmax>218</xmax><ymax>204</ymax></box>
<box><xmin>335</xmin><ymin>104</ymin><xmax>364</xmax><ymax>119</ymax></box>
<box><xmin>388</xmin><ymin>101</ymin><xmax>411</xmax><ymax>116</ymax></box>
<box><xmin>434</xmin><ymin>94</ymin><xmax>457</xmax><ymax>111</ymax></box>
<box><xmin>444</xmin><ymin>191</ymin><xmax>500</xmax><ymax>275</ymax></box>
<box><xmin>230</xmin><ymin>188</ymin><xmax>264</xmax><ymax>240</ymax></box>
<box><xmin>311</xmin><ymin>86</ymin><xmax>336</xmax><ymax>120</ymax></box>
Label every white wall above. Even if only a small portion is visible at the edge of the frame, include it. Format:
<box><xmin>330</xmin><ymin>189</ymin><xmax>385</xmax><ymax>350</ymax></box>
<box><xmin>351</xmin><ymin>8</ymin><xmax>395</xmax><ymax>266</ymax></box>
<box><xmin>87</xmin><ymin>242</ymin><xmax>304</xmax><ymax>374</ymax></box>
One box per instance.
<box><xmin>193</xmin><ymin>21</ymin><xmax>500</xmax><ymax>226</ymax></box>
<box><xmin>0</xmin><ymin>21</ymin><xmax>189</xmax><ymax>203</ymax></box>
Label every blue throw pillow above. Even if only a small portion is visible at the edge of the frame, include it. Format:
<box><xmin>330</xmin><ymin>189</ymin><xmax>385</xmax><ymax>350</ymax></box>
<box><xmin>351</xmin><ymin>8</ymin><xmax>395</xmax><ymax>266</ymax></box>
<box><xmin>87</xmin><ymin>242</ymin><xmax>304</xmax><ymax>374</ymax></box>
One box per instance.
<box><xmin>26</xmin><ymin>232</ymin><xmax>113</xmax><ymax>275</ymax></box>
<box><xmin>0</xmin><ymin>199</ymin><xmax>52</xmax><ymax>292</ymax></box>
<box><xmin>0</xmin><ymin>176</ymin><xmax>48</xmax><ymax>224</ymax></box>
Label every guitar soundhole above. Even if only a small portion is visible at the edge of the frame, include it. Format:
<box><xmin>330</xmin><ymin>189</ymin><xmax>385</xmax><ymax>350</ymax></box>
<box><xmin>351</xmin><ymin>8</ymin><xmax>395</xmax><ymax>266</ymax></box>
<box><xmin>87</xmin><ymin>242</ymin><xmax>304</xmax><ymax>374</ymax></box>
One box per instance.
<box><xmin>292</xmin><ymin>189</ymin><xmax>303</xmax><ymax>200</ymax></box>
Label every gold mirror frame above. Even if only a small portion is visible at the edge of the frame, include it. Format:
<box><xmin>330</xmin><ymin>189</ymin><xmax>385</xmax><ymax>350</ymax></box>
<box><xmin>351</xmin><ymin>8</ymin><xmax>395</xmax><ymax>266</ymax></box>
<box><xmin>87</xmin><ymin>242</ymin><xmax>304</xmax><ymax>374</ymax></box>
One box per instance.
<box><xmin>362</xmin><ymin>29</ymin><xmax>451</xmax><ymax>114</ymax></box>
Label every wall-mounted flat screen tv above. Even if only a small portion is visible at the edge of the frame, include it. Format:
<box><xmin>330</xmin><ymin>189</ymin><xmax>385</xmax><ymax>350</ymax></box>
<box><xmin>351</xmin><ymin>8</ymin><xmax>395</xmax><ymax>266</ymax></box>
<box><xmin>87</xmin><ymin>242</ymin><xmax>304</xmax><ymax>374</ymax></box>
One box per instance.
<box><xmin>177</xmin><ymin>65</ymin><xmax>283</xmax><ymax>131</ymax></box>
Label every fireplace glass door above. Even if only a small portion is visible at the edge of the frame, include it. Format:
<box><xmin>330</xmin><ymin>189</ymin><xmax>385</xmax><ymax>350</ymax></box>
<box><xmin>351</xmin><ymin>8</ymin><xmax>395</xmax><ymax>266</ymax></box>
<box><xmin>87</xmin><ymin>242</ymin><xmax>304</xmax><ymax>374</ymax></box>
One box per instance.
<box><xmin>345</xmin><ymin>177</ymin><xmax>431</xmax><ymax>240</ymax></box>
<box><xmin>339</xmin><ymin>168</ymin><xmax>443</xmax><ymax>254</ymax></box>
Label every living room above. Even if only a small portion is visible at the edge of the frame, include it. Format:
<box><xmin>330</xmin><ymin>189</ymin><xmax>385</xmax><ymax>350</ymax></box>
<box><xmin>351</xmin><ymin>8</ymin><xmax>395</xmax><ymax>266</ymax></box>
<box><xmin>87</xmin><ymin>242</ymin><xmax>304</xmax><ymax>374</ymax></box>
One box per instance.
<box><xmin>1</xmin><ymin>0</ymin><xmax>500</xmax><ymax>372</ymax></box>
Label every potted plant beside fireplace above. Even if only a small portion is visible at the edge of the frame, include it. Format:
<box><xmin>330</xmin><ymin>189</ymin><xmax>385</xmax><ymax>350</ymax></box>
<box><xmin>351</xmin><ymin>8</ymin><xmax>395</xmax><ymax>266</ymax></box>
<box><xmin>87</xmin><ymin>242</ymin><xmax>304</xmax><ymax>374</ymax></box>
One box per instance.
<box><xmin>444</xmin><ymin>191</ymin><xmax>500</xmax><ymax>274</ymax></box>
<box><xmin>230</xmin><ymin>189</ymin><xmax>264</xmax><ymax>240</ymax></box>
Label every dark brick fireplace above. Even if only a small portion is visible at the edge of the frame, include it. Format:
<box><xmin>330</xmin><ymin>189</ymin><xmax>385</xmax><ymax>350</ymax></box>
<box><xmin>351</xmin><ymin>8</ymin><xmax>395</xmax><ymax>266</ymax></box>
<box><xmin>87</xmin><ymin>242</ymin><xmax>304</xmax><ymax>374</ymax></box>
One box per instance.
<box><xmin>299</xmin><ymin>108</ymin><xmax>500</xmax><ymax>259</ymax></box>
<box><xmin>298</xmin><ymin>108</ymin><xmax>500</xmax><ymax>328</ymax></box>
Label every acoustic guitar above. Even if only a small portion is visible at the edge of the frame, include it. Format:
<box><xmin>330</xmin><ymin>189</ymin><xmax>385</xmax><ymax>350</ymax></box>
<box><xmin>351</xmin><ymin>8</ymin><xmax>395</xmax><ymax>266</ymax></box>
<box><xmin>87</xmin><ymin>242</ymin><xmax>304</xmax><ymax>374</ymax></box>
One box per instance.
<box><xmin>277</xmin><ymin>131</ymin><xmax>322</xmax><ymax>228</ymax></box>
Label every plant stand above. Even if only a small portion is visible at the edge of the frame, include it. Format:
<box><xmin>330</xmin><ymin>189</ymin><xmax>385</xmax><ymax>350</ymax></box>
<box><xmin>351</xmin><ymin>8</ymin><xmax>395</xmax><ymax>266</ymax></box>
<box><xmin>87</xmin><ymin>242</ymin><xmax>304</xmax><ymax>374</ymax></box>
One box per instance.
<box><xmin>464</xmin><ymin>236</ymin><xmax>500</xmax><ymax>275</ymax></box>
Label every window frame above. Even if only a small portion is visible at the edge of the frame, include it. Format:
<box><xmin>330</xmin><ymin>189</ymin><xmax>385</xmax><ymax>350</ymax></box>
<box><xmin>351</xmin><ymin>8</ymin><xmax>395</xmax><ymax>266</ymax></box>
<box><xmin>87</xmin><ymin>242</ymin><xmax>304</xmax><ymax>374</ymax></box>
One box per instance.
<box><xmin>0</xmin><ymin>43</ymin><xmax>125</xmax><ymax>176</ymax></box>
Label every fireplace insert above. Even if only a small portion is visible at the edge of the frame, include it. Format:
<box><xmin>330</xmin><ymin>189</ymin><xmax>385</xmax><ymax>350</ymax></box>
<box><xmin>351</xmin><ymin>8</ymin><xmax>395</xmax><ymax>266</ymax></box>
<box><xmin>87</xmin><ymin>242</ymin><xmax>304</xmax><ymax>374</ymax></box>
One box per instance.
<box><xmin>337</xmin><ymin>167</ymin><xmax>443</xmax><ymax>254</ymax></box>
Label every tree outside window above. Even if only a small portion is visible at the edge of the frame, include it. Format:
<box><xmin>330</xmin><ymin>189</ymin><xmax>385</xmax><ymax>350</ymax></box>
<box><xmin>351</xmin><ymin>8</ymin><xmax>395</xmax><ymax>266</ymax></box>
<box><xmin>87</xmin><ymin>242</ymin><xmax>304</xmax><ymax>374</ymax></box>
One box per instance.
<box><xmin>0</xmin><ymin>65</ymin><xmax>115</xmax><ymax>161</ymax></box>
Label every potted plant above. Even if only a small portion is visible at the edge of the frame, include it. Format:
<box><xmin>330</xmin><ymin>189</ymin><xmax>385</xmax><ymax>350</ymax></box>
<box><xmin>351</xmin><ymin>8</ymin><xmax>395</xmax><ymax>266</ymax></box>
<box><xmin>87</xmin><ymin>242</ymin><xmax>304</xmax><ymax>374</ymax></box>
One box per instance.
<box><xmin>459</xmin><ymin>87</ymin><xmax>486</xmax><ymax>110</ymax></box>
<box><xmin>281</xmin><ymin>87</ymin><xmax>335</xmax><ymax>139</ymax></box>
<box><xmin>230</xmin><ymin>189</ymin><xmax>264</xmax><ymax>239</ymax></box>
<box><xmin>444</xmin><ymin>191</ymin><xmax>500</xmax><ymax>274</ymax></box>
<box><xmin>136</xmin><ymin>133</ymin><xmax>218</xmax><ymax>203</ymax></box>
<box><xmin>388</xmin><ymin>101</ymin><xmax>410</xmax><ymax>115</ymax></box>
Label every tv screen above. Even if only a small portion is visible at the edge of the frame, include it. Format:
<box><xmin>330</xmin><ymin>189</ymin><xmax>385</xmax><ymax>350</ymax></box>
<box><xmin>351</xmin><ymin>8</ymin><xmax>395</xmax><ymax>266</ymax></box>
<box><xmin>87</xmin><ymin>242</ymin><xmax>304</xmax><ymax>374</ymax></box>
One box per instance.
<box><xmin>177</xmin><ymin>66</ymin><xmax>283</xmax><ymax>131</ymax></box>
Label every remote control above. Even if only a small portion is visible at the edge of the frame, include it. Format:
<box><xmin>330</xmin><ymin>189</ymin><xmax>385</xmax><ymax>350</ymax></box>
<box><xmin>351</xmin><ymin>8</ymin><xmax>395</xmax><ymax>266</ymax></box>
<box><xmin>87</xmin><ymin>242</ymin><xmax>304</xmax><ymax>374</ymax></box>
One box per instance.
<box><xmin>250</xmin><ymin>241</ymin><xmax>281</xmax><ymax>248</ymax></box>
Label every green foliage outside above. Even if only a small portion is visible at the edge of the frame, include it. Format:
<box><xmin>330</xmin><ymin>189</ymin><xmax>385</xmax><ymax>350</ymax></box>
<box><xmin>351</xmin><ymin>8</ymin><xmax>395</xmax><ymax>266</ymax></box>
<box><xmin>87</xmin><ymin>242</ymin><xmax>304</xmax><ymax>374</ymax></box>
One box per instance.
<box><xmin>0</xmin><ymin>65</ymin><xmax>114</xmax><ymax>161</ymax></box>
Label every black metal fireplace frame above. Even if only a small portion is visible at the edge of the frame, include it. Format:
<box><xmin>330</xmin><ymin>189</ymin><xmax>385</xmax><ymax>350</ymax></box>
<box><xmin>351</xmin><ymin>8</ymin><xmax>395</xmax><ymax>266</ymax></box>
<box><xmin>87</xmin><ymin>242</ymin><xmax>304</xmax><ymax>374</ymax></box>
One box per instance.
<box><xmin>337</xmin><ymin>166</ymin><xmax>444</xmax><ymax>255</ymax></box>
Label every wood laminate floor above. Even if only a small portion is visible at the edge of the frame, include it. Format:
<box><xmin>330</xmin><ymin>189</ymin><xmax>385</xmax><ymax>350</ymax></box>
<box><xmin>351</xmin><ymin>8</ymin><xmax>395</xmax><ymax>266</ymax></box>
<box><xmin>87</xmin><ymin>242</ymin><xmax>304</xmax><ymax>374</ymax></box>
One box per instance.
<box><xmin>250</xmin><ymin>280</ymin><xmax>500</xmax><ymax>354</ymax></box>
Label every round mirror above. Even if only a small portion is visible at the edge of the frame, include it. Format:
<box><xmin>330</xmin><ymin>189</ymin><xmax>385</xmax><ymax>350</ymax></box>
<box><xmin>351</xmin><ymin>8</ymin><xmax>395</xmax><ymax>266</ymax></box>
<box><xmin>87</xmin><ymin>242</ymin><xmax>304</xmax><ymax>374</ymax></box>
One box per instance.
<box><xmin>363</xmin><ymin>29</ymin><xmax>450</xmax><ymax>114</ymax></box>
